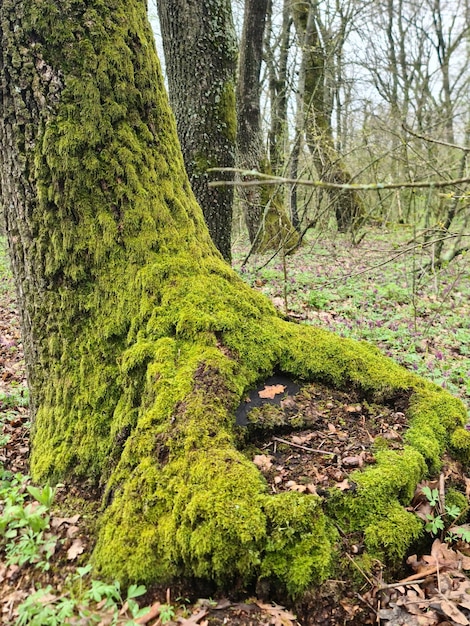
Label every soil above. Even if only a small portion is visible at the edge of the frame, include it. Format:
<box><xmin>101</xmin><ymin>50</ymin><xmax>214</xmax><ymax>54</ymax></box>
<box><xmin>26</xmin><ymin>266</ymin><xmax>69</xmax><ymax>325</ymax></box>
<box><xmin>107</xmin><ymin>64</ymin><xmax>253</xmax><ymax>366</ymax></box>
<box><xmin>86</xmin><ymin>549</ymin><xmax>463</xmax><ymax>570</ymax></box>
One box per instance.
<box><xmin>2</xmin><ymin>261</ymin><xmax>470</xmax><ymax>626</ymax></box>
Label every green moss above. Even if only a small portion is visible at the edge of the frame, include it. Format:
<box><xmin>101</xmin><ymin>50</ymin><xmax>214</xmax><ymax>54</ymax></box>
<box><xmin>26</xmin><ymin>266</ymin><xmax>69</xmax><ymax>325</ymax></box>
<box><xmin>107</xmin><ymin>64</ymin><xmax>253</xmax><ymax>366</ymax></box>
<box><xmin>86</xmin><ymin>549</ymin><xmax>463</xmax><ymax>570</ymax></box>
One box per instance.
<box><xmin>450</xmin><ymin>427</ymin><xmax>470</xmax><ymax>465</ymax></box>
<box><xmin>364</xmin><ymin>502</ymin><xmax>423</xmax><ymax>562</ymax></box>
<box><xmin>260</xmin><ymin>492</ymin><xmax>337</xmax><ymax>597</ymax></box>
<box><xmin>405</xmin><ymin>389</ymin><xmax>467</xmax><ymax>472</ymax></box>
<box><xmin>217</xmin><ymin>79</ymin><xmax>237</xmax><ymax>144</ymax></box>
<box><xmin>445</xmin><ymin>488</ymin><xmax>469</xmax><ymax>519</ymax></box>
<box><xmin>326</xmin><ymin>447</ymin><xmax>426</xmax><ymax>564</ymax></box>
<box><xmin>247</xmin><ymin>404</ymin><xmax>287</xmax><ymax>429</ymax></box>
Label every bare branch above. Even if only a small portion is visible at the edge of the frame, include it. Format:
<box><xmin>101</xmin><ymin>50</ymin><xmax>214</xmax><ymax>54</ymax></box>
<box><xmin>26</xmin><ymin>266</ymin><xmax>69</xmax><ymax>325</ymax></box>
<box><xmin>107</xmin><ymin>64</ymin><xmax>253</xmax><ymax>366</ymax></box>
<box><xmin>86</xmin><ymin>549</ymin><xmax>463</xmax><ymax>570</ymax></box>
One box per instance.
<box><xmin>208</xmin><ymin>167</ymin><xmax>470</xmax><ymax>191</ymax></box>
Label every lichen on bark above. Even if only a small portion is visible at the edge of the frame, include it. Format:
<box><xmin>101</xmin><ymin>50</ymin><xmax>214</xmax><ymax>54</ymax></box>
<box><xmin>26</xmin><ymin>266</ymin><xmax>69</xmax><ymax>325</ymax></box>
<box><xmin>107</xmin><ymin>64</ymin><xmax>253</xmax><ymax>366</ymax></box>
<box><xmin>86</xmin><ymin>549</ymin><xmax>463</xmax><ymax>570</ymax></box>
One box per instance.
<box><xmin>1</xmin><ymin>0</ymin><xmax>469</xmax><ymax>599</ymax></box>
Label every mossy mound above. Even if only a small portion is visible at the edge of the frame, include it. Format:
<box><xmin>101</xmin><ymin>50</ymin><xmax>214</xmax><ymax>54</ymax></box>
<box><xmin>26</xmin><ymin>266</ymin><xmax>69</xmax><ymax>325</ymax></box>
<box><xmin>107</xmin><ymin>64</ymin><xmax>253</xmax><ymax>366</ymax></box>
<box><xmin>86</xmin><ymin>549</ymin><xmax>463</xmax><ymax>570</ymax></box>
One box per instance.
<box><xmin>85</xmin><ymin>275</ymin><xmax>468</xmax><ymax>596</ymax></box>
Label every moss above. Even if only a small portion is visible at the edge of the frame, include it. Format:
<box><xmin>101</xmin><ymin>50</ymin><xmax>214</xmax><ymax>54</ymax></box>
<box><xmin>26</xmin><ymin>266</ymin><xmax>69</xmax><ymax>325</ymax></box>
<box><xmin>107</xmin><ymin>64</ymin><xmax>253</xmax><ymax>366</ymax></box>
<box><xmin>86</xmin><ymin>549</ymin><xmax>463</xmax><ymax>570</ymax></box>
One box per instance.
<box><xmin>405</xmin><ymin>388</ymin><xmax>467</xmax><ymax>472</ymax></box>
<box><xmin>326</xmin><ymin>447</ymin><xmax>426</xmax><ymax>564</ymax></box>
<box><xmin>253</xmin><ymin>161</ymin><xmax>300</xmax><ymax>254</ymax></box>
<box><xmin>445</xmin><ymin>488</ymin><xmax>469</xmax><ymax>519</ymax></box>
<box><xmin>260</xmin><ymin>492</ymin><xmax>337</xmax><ymax>597</ymax></box>
<box><xmin>247</xmin><ymin>404</ymin><xmax>287</xmax><ymax>429</ymax></box>
<box><xmin>364</xmin><ymin>502</ymin><xmax>423</xmax><ymax>562</ymax></box>
<box><xmin>450</xmin><ymin>427</ymin><xmax>470</xmax><ymax>465</ymax></box>
<box><xmin>216</xmin><ymin>79</ymin><xmax>237</xmax><ymax>144</ymax></box>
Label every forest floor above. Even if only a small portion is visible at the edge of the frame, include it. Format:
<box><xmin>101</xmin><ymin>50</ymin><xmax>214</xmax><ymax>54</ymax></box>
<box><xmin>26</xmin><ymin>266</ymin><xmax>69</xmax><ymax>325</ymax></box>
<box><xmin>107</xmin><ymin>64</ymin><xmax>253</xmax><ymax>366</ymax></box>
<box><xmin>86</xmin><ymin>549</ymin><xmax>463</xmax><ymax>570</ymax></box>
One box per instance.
<box><xmin>1</xmin><ymin>228</ymin><xmax>470</xmax><ymax>626</ymax></box>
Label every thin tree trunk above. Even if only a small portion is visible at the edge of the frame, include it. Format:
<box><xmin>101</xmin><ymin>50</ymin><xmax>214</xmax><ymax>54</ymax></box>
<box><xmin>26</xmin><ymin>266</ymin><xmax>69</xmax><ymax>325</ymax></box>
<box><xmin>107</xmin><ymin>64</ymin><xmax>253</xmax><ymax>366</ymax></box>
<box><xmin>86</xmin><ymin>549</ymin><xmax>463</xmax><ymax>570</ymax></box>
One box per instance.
<box><xmin>157</xmin><ymin>0</ymin><xmax>237</xmax><ymax>262</ymax></box>
<box><xmin>237</xmin><ymin>0</ymin><xmax>298</xmax><ymax>251</ymax></box>
<box><xmin>291</xmin><ymin>0</ymin><xmax>363</xmax><ymax>232</ymax></box>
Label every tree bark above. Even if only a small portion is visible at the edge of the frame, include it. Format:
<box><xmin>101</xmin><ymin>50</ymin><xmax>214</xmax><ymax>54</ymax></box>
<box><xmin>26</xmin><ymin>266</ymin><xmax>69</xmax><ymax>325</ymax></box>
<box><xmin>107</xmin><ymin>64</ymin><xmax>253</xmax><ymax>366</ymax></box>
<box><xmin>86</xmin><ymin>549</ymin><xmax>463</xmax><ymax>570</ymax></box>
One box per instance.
<box><xmin>157</xmin><ymin>0</ymin><xmax>237</xmax><ymax>263</ymax></box>
<box><xmin>237</xmin><ymin>0</ymin><xmax>298</xmax><ymax>252</ymax></box>
<box><xmin>0</xmin><ymin>0</ymin><xmax>467</xmax><ymax>595</ymax></box>
<box><xmin>291</xmin><ymin>0</ymin><xmax>363</xmax><ymax>232</ymax></box>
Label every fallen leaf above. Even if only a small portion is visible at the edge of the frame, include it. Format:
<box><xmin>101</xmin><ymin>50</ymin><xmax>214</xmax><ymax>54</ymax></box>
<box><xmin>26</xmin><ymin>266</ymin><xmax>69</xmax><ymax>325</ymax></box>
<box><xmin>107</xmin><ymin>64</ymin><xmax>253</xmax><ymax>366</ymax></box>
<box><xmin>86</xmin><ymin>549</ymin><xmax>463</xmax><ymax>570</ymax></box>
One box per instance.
<box><xmin>135</xmin><ymin>602</ymin><xmax>161</xmax><ymax>624</ymax></box>
<box><xmin>430</xmin><ymin>599</ymin><xmax>469</xmax><ymax>625</ymax></box>
<box><xmin>256</xmin><ymin>601</ymin><xmax>296</xmax><ymax>626</ymax></box>
<box><xmin>253</xmin><ymin>454</ymin><xmax>273</xmax><ymax>471</ymax></box>
<box><xmin>51</xmin><ymin>514</ymin><xmax>80</xmax><ymax>529</ymax></box>
<box><xmin>177</xmin><ymin>608</ymin><xmax>208</xmax><ymax>624</ymax></box>
<box><xmin>67</xmin><ymin>538</ymin><xmax>85</xmax><ymax>560</ymax></box>
<box><xmin>345</xmin><ymin>404</ymin><xmax>362</xmax><ymax>413</ymax></box>
<box><xmin>66</xmin><ymin>525</ymin><xmax>80</xmax><ymax>538</ymax></box>
<box><xmin>258</xmin><ymin>384</ymin><xmax>286</xmax><ymax>399</ymax></box>
<box><xmin>342</xmin><ymin>456</ymin><xmax>362</xmax><ymax>467</ymax></box>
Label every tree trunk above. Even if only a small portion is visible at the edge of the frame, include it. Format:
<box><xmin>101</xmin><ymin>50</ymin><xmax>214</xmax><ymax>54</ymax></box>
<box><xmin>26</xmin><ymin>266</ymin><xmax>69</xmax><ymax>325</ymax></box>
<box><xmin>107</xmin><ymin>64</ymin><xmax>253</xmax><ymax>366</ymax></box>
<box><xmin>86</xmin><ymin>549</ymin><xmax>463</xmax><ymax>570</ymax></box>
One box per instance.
<box><xmin>267</xmin><ymin>0</ymin><xmax>291</xmax><ymax>177</ymax></box>
<box><xmin>156</xmin><ymin>0</ymin><xmax>237</xmax><ymax>263</ymax></box>
<box><xmin>1</xmin><ymin>0</ymin><xmax>467</xmax><ymax>595</ymax></box>
<box><xmin>237</xmin><ymin>0</ymin><xmax>298</xmax><ymax>252</ymax></box>
<box><xmin>291</xmin><ymin>0</ymin><xmax>363</xmax><ymax>232</ymax></box>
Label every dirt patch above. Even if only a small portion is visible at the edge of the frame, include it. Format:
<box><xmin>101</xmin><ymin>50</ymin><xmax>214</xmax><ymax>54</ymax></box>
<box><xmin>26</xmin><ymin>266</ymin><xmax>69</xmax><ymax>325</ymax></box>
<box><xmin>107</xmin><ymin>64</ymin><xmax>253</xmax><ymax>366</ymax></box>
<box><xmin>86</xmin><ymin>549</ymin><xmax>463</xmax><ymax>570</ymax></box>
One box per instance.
<box><xmin>242</xmin><ymin>378</ymin><xmax>407</xmax><ymax>496</ymax></box>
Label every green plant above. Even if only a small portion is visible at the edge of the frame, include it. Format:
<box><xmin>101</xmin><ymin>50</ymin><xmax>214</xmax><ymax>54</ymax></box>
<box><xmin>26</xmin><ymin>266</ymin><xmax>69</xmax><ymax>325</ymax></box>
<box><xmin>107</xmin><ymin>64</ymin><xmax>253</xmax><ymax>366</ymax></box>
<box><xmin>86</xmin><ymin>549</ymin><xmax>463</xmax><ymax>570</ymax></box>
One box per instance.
<box><xmin>15</xmin><ymin>570</ymin><xmax>149</xmax><ymax>626</ymax></box>
<box><xmin>307</xmin><ymin>289</ymin><xmax>331</xmax><ymax>310</ymax></box>
<box><xmin>0</xmin><ymin>477</ymin><xmax>56</xmax><ymax>570</ymax></box>
<box><xmin>159</xmin><ymin>603</ymin><xmax>176</xmax><ymax>624</ymax></box>
<box><xmin>421</xmin><ymin>486</ymin><xmax>470</xmax><ymax>543</ymax></box>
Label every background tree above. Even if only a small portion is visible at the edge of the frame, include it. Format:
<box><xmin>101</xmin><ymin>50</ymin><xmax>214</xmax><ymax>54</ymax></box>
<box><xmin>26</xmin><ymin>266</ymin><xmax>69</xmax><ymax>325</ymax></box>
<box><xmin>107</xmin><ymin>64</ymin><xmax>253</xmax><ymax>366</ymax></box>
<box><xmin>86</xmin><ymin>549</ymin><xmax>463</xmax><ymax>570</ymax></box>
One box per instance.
<box><xmin>156</xmin><ymin>0</ymin><xmax>237</xmax><ymax>262</ymax></box>
<box><xmin>237</xmin><ymin>0</ymin><xmax>298</xmax><ymax>252</ymax></box>
<box><xmin>290</xmin><ymin>0</ymin><xmax>364</xmax><ymax>232</ymax></box>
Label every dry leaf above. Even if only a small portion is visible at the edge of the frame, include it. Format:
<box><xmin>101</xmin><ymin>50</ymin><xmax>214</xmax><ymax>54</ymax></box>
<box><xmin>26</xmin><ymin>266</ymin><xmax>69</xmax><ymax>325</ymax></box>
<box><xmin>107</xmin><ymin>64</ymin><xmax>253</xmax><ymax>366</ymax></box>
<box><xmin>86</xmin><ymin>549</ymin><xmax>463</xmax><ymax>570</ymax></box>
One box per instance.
<box><xmin>335</xmin><ymin>479</ymin><xmax>350</xmax><ymax>491</ymax></box>
<box><xmin>51</xmin><ymin>514</ymin><xmax>80</xmax><ymax>529</ymax></box>
<box><xmin>135</xmin><ymin>602</ymin><xmax>161</xmax><ymax>625</ymax></box>
<box><xmin>66</xmin><ymin>525</ymin><xmax>80</xmax><ymax>538</ymax></box>
<box><xmin>67</xmin><ymin>538</ymin><xmax>85</xmax><ymax>560</ymax></box>
<box><xmin>177</xmin><ymin>608</ymin><xmax>208</xmax><ymax>624</ymax></box>
<box><xmin>345</xmin><ymin>404</ymin><xmax>362</xmax><ymax>413</ymax></box>
<box><xmin>430</xmin><ymin>599</ymin><xmax>469</xmax><ymax>625</ymax></box>
<box><xmin>258</xmin><ymin>384</ymin><xmax>286</xmax><ymax>399</ymax></box>
<box><xmin>280</xmin><ymin>397</ymin><xmax>296</xmax><ymax>410</ymax></box>
<box><xmin>342</xmin><ymin>456</ymin><xmax>362</xmax><ymax>467</ymax></box>
<box><xmin>253</xmin><ymin>454</ymin><xmax>273</xmax><ymax>472</ymax></box>
<box><xmin>256</xmin><ymin>601</ymin><xmax>296</xmax><ymax>626</ymax></box>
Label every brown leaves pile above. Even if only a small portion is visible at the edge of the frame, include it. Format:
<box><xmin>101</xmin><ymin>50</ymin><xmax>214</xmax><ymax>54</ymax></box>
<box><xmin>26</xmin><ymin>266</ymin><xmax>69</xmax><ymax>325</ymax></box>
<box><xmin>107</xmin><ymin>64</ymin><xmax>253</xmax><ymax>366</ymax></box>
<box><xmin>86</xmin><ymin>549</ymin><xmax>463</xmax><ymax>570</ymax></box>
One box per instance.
<box><xmin>379</xmin><ymin>539</ymin><xmax>470</xmax><ymax>626</ymax></box>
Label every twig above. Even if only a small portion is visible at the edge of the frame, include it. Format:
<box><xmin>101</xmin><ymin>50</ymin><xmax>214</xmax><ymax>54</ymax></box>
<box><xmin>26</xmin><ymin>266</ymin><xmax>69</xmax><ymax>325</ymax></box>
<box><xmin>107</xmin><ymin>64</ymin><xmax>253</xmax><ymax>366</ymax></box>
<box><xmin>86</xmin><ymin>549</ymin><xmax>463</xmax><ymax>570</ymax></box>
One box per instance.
<box><xmin>355</xmin><ymin>592</ymin><xmax>378</xmax><ymax>615</ymax></box>
<box><xmin>377</xmin><ymin>579</ymin><xmax>426</xmax><ymax>590</ymax></box>
<box><xmin>208</xmin><ymin>167</ymin><xmax>470</xmax><ymax>192</ymax></box>
<box><xmin>272</xmin><ymin>436</ymin><xmax>334</xmax><ymax>456</ymax></box>
<box><xmin>402</xmin><ymin>124</ymin><xmax>470</xmax><ymax>152</ymax></box>
<box><xmin>344</xmin><ymin>552</ymin><xmax>376</xmax><ymax>587</ymax></box>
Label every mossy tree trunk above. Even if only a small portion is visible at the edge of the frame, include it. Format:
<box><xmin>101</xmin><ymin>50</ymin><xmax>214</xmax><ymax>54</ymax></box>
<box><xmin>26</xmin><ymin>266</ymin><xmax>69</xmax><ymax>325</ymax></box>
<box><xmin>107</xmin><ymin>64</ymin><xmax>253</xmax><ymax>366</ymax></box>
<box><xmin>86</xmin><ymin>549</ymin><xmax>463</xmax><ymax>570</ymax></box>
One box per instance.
<box><xmin>156</xmin><ymin>0</ymin><xmax>237</xmax><ymax>263</ymax></box>
<box><xmin>237</xmin><ymin>0</ymin><xmax>298</xmax><ymax>252</ymax></box>
<box><xmin>291</xmin><ymin>1</ymin><xmax>363</xmax><ymax>233</ymax></box>
<box><xmin>1</xmin><ymin>0</ymin><xmax>469</xmax><ymax>596</ymax></box>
